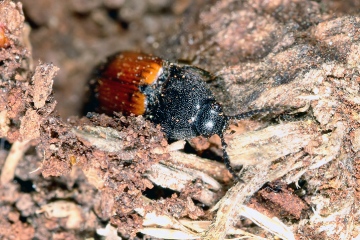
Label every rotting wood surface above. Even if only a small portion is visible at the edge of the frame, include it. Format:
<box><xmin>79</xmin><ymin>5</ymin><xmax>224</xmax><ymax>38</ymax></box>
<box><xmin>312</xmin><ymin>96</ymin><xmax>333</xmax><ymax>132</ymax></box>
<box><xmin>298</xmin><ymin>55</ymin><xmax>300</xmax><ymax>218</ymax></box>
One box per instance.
<box><xmin>0</xmin><ymin>0</ymin><xmax>360</xmax><ymax>239</ymax></box>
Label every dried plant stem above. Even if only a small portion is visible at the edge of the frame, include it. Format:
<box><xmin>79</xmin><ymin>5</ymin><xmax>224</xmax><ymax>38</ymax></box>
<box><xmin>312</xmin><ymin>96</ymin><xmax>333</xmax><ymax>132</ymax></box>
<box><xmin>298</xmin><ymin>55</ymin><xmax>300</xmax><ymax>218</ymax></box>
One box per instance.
<box><xmin>1</xmin><ymin>140</ymin><xmax>31</xmax><ymax>185</ymax></box>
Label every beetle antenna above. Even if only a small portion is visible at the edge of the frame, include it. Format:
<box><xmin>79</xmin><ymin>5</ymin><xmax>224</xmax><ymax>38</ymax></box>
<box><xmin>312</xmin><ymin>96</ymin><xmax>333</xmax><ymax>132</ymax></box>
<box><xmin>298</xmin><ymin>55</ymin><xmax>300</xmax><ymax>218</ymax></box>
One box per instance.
<box><xmin>220</xmin><ymin>136</ymin><xmax>243</xmax><ymax>182</ymax></box>
<box><xmin>228</xmin><ymin>107</ymin><xmax>278</xmax><ymax>120</ymax></box>
<box><xmin>222</xmin><ymin>107</ymin><xmax>279</xmax><ymax>181</ymax></box>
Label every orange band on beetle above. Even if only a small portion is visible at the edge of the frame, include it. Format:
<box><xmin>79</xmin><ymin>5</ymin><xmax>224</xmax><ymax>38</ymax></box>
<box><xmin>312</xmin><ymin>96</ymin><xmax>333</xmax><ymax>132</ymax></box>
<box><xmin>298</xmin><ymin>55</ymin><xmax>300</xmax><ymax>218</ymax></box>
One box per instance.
<box><xmin>141</xmin><ymin>62</ymin><xmax>163</xmax><ymax>85</ymax></box>
<box><xmin>96</xmin><ymin>51</ymin><xmax>163</xmax><ymax>115</ymax></box>
<box><xmin>103</xmin><ymin>51</ymin><xmax>163</xmax><ymax>85</ymax></box>
<box><xmin>97</xmin><ymin>77</ymin><xmax>147</xmax><ymax>115</ymax></box>
<box><xmin>88</xmin><ymin>51</ymin><xmax>276</xmax><ymax>181</ymax></box>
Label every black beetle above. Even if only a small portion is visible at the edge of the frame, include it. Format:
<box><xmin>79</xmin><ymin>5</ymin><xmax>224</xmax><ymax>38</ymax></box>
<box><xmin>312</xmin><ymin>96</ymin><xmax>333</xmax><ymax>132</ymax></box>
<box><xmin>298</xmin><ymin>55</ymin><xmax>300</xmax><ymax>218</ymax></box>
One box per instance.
<box><xmin>85</xmin><ymin>51</ymin><xmax>273</xmax><ymax>180</ymax></box>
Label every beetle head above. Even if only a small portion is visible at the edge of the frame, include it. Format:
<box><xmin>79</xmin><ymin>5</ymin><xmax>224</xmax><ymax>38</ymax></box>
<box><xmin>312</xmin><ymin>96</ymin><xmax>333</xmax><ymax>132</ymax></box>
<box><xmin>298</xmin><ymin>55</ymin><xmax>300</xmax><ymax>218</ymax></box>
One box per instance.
<box><xmin>195</xmin><ymin>101</ymin><xmax>228</xmax><ymax>138</ymax></box>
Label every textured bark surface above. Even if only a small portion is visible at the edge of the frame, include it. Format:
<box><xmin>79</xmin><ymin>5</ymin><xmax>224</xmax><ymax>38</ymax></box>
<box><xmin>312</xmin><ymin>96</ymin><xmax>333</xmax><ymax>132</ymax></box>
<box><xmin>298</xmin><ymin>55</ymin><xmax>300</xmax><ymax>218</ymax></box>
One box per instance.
<box><xmin>1</xmin><ymin>0</ymin><xmax>360</xmax><ymax>239</ymax></box>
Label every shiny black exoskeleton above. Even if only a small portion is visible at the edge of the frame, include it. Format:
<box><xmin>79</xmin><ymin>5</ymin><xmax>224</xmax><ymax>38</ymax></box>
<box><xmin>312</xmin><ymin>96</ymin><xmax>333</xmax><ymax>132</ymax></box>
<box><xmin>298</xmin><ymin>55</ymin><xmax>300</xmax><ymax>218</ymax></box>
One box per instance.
<box><xmin>86</xmin><ymin>51</ymin><xmax>274</xmax><ymax>181</ymax></box>
<box><xmin>149</xmin><ymin>64</ymin><xmax>227</xmax><ymax>141</ymax></box>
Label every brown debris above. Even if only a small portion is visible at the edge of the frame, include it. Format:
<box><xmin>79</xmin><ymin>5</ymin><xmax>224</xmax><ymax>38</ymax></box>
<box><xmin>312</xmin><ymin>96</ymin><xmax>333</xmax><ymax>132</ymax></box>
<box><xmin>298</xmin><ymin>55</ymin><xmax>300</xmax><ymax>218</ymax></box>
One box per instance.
<box><xmin>6</xmin><ymin>87</ymin><xmax>25</xmax><ymax>121</ymax></box>
<box><xmin>1</xmin><ymin>0</ymin><xmax>360</xmax><ymax>239</ymax></box>
<box><xmin>32</xmin><ymin>63</ymin><xmax>58</xmax><ymax>109</ymax></box>
<box><xmin>254</xmin><ymin>181</ymin><xmax>309</xmax><ymax>220</ymax></box>
<box><xmin>19</xmin><ymin>109</ymin><xmax>41</xmax><ymax>141</ymax></box>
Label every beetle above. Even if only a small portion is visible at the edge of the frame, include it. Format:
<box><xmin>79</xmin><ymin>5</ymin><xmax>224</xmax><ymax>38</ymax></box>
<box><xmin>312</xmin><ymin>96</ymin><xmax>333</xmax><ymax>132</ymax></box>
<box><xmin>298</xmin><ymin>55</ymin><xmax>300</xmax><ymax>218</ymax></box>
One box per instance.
<box><xmin>85</xmin><ymin>51</ymin><xmax>273</xmax><ymax>180</ymax></box>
